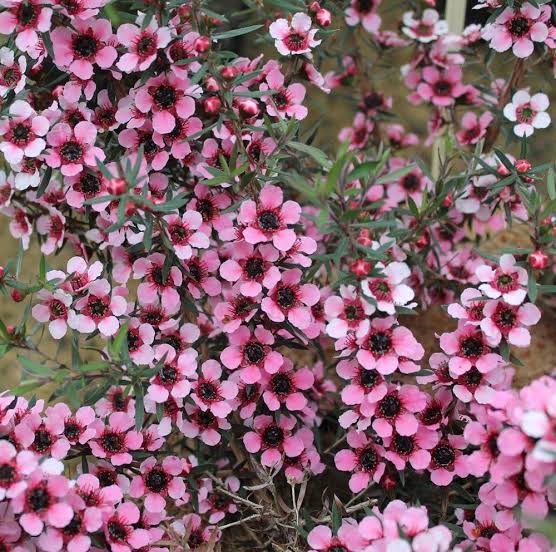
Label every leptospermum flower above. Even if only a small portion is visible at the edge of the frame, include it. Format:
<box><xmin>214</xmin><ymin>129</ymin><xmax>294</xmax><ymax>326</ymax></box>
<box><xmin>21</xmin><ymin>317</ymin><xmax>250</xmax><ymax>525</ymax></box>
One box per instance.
<box><xmin>219</xmin><ymin>243</ymin><xmax>281</xmax><ymax>297</ymax></box>
<box><xmin>261</xmin><ymin>360</ymin><xmax>314</xmax><ymax>412</ymax></box>
<box><xmin>416</xmin><ymin>66</ymin><xmax>466</xmax><ymax>107</ymax></box>
<box><xmin>385</xmin><ymin>427</ymin><xmax>439</xmax><ymax>471</ymax></box>
<box><xmin>361</xmin><ymin>261</ymin><xmax>415</xmax><ymax>314</ymax></box>
<box><xmin>129</xmin><ymin>456</ymin><xmax>186</xmax><ymax>513</ymax></box>
<box><xmin>261</xmin><ymin>268</ymin><xmax>320</xmax><ymax>330</ymax></box>
<box><xmin>456</xmin><ymin>111</ymin><xmax>494</xmax><ymax>146</ymax></box>
<box><xmin>10</xmin><ymin>468</ymin><xmax>73</xmax><ymax>537</ymax></box>
<box><xmin>68</xmin><ymin>279</ymin><xmax>127</xmax><ymax>336</ymax></box>
<box><xmin>480</xmin><ymin>300</ymin><xmax>541</xmax><ymax>348</ymax></box>
<box><xmin>0</xmin><ymin>441</ymin><xmax>37</xmax><ymax>500</ymax></box>
<box><xmin>476</xmin><ymin>254</ymin><xmax>529</xmax><ymax>305</ymax></box>
<box><xmin>133</xmin><ymin>252</ymin><xmax>182</xmax><ymax>314</ymax></box>
<box><xmin>269</xmin><ymin>12</ymin><xmax>321</xmax><ymax>56</ymax></box>
<box><xmin>147</xmin><ymin>347</ymin><xmax>197</xmax><ymax>403</ymax></box>
<box><xmin>307</xmin><ymin>522</ymin><xmax>366</xmax><ymax>552</ymax></box>
<box><xmin>220</xmin><ymin>325</ymin><xmax>284</xmax><ymax>384</ymax></box>
<box><xmin>0</xmin><ymin>0</ymin><xmax>52</xmax><ymax>53</ymax></box>
<box><xmin>345</xmin><ymin>0</ymin><xmax>382</xmax><ymax>33</ymax></box>
<box><xmin>239</xmin><ymin>184</ymin><xmax>301</xmax><ymax>251</ymax></box>
<box><xmin>103</xmin><ymin>502</ymin><xmax>150</xmax><ymax>552</ymax></box>
<box><xmin>50</xmin><ymin>19</ymin><xmax>117</xmax><ymax>80</ymax></box>
<box><xmin>163</xmin><ymin>210</ymin><xmax>209</xmax><ymax>260</ymax></box>
<box><xmin>134</xmin><ymin>74</ymin><xmax>197</xmax><ymax>134</ymax></box>
<box><xmin>503</xmin><ymin>90</ymin><xmax>551</xmax><ymax>137</ymax></box>
<box><xmin>89</xmin><ymin>412</ymin><xmax>143</xmax><ymax>466</ymax></box>
<box><xmin>190</xmin><ymin>360</ymin><xmax>238</xmax><ymax>418</ymax></box>
<box><xmin>324</xmin><ymin>284</ymin><xmax>374</xmax><ymax>339</ymax></box>
<box><xmin>439</xmin><ymin>322</ymin><xmax>503</xmax><ymax>376</ymax></box>
<box><xmin>45</xmin><ymin>121</ymin><xmax>104</xmax><ymax>176</ymax></box>
<box><xmin>335</xmin><ymin>430</ymin><xmax>386</xmax><ymax>492</ymax></box>
<box><xmin>355</xmin><ymin>317</ymin><xmax>424</xmax><ymax>375</ymax></box>
<box><xmin>0</xmin><ymin>100</ymin><xmax>49</xmax><ymax>165</ymax></box>
<box><xmin>178</xmin><ymin>403</ymin><xmax>231</xmax><ymax>446</ymax></box>
<box><xmin>402</xmin><ymin>9</ymin><xmax>448</xmax><ymax>43</ymax></box>
<box><xmin>482</xmin><ymin>2</ymin><xmax>550</xmax><ymax>58</ymax></box>
<box><xmin>243</xmin><ymin>415</ymin><xmax>304</xmax><ymax>468</ymax></box>
<box><xmin>116</xmin><ymin>20</ymin><xmax>172</xmax><ymax>73</ymax></box>
<box><xmin>32</xmin><ymin>289</ymin><xmax>73</xmax><ymax>339</ymax></box>
<box><xmin>260</xmin><ymin>68</ymin><xmax>308</xmax><ymax>120</ymax></box>
<box><xmin>427</xmin><ymin>435</ymin><xmax>469</xmax><ymax>486</ymax></box>
<box><xmin>0</xmin><ymin>46</ymin><xmax>26</xmax><ymax>97</ymax></box>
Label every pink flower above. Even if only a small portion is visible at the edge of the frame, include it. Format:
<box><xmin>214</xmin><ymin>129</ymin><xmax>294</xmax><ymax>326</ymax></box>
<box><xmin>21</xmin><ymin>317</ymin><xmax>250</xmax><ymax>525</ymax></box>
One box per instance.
<box><xmin>103</xmin><ymin>502</ymin><xmax>150</xmax><ymax>552</ymax></box>
<box><xmin>439</xmin><ymin>322</ymin><xmax>503</xmax><ymax>376</ymax></box>
<box><xmin>14</xmin><ymin>411</ymin><xmax>70</xmax><ymax>459</ymax></box>
<box><xmin>133</xmin><ymin>252</ymin><xmax>183</xmax><ymax>314</ymax></box>
<box><xmin>147</xmin><ymin>347</ymin><xmax>197</xmax><ymax>403</ymax></box>
<box><xmin>335</xmin><ymin>429</ymin><xmax>386</xmax><ymax>492</ymax></box>
<box><xmin>428</xmin><ymin>435</ymin><xmax>469</xmax><ymax>486</ymax></box>
<box><xmin>89</xmin><ymin>412</ymin><xmax>143</xmax><ymax>466</ymax></box>
<box><xmin>307</xmin><ymin>522</ymin><xmax>366</xmax><ymax>552</ymax></box>
<box><xmin>0</xmin><ymin>0</ymin><xmax>52</xmax><ymax>53</ymax></box>
<box><xmin>243</xmin><ymin>414</ymin><xmax>304</xmax><ymax>467</ymax></box>
<box><xmin>367</xmin><ymin>384</ymin><xmax>427</xmax><ymax>438</ymax></box>
<box><xmin>116</xmin><ymin>21</ymin><xmax>171</xmax><ymax>73</ymax></box>
<box><xmin>51</xmin><ymin>19</ymin><xmax>117</xmax><ymax>80</ymax></box>
<box><xmin>219</xmin><ymin>243</ymin><xmax>281</xmax><ymax>297</ymax></box>
<box><xmin>134</xmin><ymin>73</ymin><xmax>197</xmax><ymax>134</ymax></box>
<box><xmin>178</xmin><ymin>403</ymin><xmax>231</xmax><ymax>446</ymax></box>
<box><xmin>260</xmin><ymin>68</ymin><xmax>308</xmax><ymax>120</ymax></box>
<box><xmin>356</xmin><ymin>317</ymin><xmax>424</xmax><ymax>375</ymax></box>
<box><xmin>46</xmin><ymin>403</ymin><xmax>96</xmax><ymax>447</ymax></box>
<box><xmin>476</xmin><ymin>254</ymin><xmax>529</xmax><ymax>305</ymax></box>
<box><xmin>238</xmin><ymin>184</ymin><xmax>301</xmax><ymax>251</ymax></box>
<box><xmin>482</xmin><ymin>3</ymin><xmax>550</xmax><ymax>58</ymax></box>
<box><xmin>45</xmin><ymin>121</ymin><xmax>104</xmax><ymax>177</ymax></box>
<box><xmin>361</xmin><ymin>261</ymin><xmax>415</xmax><ymax>315</ymax></box>
<box><xmin>416</xmin><ymin>66</ymin><xmax>467</xmax><ymax>107</ymax></box>
<box><xmin>163</xmin><ymin>210</ymin><xmax>209</xmax><ymax>260</ymax></box>
<box><xmin>190</xmin><ymin>360</ymin><xmax>238</xmax><ymax>418</ymax></box>
<box><xmin>324</xmin><ymin>284</ymin><xmax>374</xmax><ymax>339</ymax></box>
<box><xmin>345</xmin><ymin>0</ymin><xmax>382</xmax><ymax>33</ymax></box>
<box><xmin>402</xmin><ymin>9</ymin><xmax>448</xmax><ymax>43</ymax></box>
<box><xmin>129</xmin><ymin>456</ymin><xmax>186</xmax><ymax>513</ymax></box>
<box><xmin>68</xmin><ymin>279</ymin><xmax>127</xmax><ymax>336</ymax></box>
<box><xmin>456</xmin><ymin>111</ymin><xmax>494</xmax><ymax>146</ymax></box>
<box><xmin>0</xmin><ymin>441</ymin><xmax>37</xmax><ymax>500</ymax></box>
<box><xmin>261</xmin><ymin>360</ymin><xmax>314</xmax><ymax>411</ymax></box>
<box><xmin>199</xmin><ymin>476</ymin><xmax>240</xmax><ymax>523</ymax></box>
<box><xmin>10</xmin><ymin>469</ymin><xmax>73</xmax><ymax>536</ymax></box>
<box><xmin>269</xmin><ymin>12</ymin><xmax>321</xmax><ymax>56</ymax></box>
<box><xmin>261</xmin><ymin>268</ymin><xmax>320</xmax><ymax>330</ymax></box>
<box><xmin>0</xmin><ymin>100</ymin><xmax>48</xmax><ymax>165</ymax></box>
<box><xmin>220</xmin><ymin>325</ymin><xmax>284</xmax><ymax>383</ymax></box>
<box><xmin>0</xmin><ymin>46</ymin><xmax>26</xmax><ymax>97</ymax></box>
<box><xmin>385</xmin><ymin>426</ymin><xmax>439</xmax><ymax>471</ymax></box>
<box><xmin>32</xmin><ymin>289</ymin><xmax>73</xmax><ymax>339</ymax></box>
<box><xmin>503</xmin><ymin>90</ymin><xmax>551</xmax><ymax>137</ymax></box>
<box><xmin>480</xmin><ymin>300</ymin><xmax>541</xmax><ymax>348</ymax></box>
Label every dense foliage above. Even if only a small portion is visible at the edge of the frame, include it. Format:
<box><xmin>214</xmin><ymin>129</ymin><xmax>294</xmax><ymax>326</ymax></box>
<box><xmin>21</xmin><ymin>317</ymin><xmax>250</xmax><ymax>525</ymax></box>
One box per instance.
<box><xmin>0</xmin><ymin>0</ymin><xmax>555</xmax><ymax>550</ymax></box>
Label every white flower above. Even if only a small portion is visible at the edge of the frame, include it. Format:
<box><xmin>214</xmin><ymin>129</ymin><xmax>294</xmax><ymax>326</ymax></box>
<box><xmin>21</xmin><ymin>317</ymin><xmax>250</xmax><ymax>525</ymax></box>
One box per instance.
<box><xmin>503</xmin><ymin>90</ymin><xmax>551</xmax><ymax>137</ymax></box>
<box><xmin>402</xmin><ymin>9</ymin><xmax>448</xmax><ymax>43</ymax></box>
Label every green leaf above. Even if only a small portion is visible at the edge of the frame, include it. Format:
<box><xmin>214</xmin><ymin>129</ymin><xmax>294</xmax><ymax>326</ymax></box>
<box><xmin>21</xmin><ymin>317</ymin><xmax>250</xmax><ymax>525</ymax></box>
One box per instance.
<box><xmin>36</xmin><ymin>166</ymin><xmax>52</xmax><ymax>198</ymax></box>
<box><xmin>547</xmin><ymin>167</ymin><xmax>555</xmax><ymax>200</ymax></box>
<box><xmin>19</xmin><ymin>356</ymin><xmax>54</xmax><ymax>376</ymax></box>
<box><xmin>528</xmin><ymin>273</ymin><xmax>538</xmax><ymax>303</ymax></box>
<box><xmin>212</xmin><ymin>24</ymin><xmax>262</xmax><ymax>41</ymax></box>
<box><xmin>346</xmin><ymin>161</ymin><xmax>380</xmax><ymax>182</ymax></box>
<box><xmin>109</xmin><ymin>322</ymin><xmax>129</xmax><ymax>361</ymax></box>
<box><xmin>288</xmin><ymin>141</ymin><xmax>331</xmax><ymax>170</ymax></box>
<box><xmin>331</xmin><ymin>500</ymin><xmax>342</xmax><ymax>534</ymax></box>
<box><xmin>375</xmin><ymin>164</ymin><xmax>415</xmax><ymax>185</ymax></box>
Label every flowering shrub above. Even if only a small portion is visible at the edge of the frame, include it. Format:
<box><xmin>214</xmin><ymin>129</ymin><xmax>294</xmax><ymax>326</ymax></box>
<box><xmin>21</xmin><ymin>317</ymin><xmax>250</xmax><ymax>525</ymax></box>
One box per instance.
<box><xmin>0</xmin><ymin>0</ymin><xmax>555</xmax><ymax>551</ymax></box>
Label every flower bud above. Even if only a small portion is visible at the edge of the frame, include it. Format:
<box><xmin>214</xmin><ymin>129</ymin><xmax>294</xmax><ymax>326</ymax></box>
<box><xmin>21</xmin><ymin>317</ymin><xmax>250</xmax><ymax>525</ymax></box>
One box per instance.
<box><xmin>349</xmin><ymin>259</ymin><xmax>372</xmax><ymax>278</ymax></box>
<box><xmin>309</xmin><ymin>1</ymin><xmax>320</xmax><ymax>11</ymax></box>
<box><xmin>528</xmin><ymin>250</ymin><xmax>549</xmax><ymax>270</ymax></box>
<box><xmin>194</xmin><ymin>36</ymin><xmax>211</xmax><ymax>52</ymax></box>
<box><xmin>11</xmin><ymin>289</ymin><xmax>25</xmax><ymax>302</ymax></box>
<box><xmin>415</xmin><ymin>232</ymin><xmax>430</xmax><ymax>249</ymax></box>
<box><xmin>442</xmin><ymin>193</ymin><xmax>453</xmax><ymax>208</ymax></box>
<box><xmin>237</xmin><ymin>98</ymin><xmax>259</xmax><ymax>117</ymax></box>
<box><xmin>316</xmin><ymin>8</ymin><xmax>331</xmax><ymax>27</ymax></box>
<box><xmin>220</xmin><ymin>66</ymin><xmax>238</xmax><ymax>81</ymax></box>
<box><xmin>515</xmin><ymin>159</ymin><xmax>531</xmax><ymax>173</ymax></box>
<box><xmin>205</xmin><ymin>76</ymin><xmax>220</xmax><ymax>92</ymax></box>
<box><xmin>203</xmin><ymin>96</ymin><xmax>222</xmax><ymax>114</ymax></box>
<box><xmin>107</xmin><ymin>178</ymin><xmax>127</xmax><ymax>195</ymax></box>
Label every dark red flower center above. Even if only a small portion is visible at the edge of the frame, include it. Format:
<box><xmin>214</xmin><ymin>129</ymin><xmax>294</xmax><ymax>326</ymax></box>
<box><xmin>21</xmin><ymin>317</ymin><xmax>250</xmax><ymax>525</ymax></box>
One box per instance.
<box><xmin>262</xmin><ymin>424</ymin><xmax>284</xmax><ymax>446</ymax></box>
<box><xmin>244</xmin><ymin>342</ymin><xmax>265</xmax><ymax>364</ymax></box>
<box><xmin>271</xmin><ymin>373</ymin><xmax>292</xmax><ymax>395</ymax></box>
<box><xmin>432</xmin><ymin>444</ymin><xmax>455</xmax><ymax>467</ymax></box>
<box><xmin>60</xmin><ymin>141</ymin><xmax>84</xmax><ymax>163</ymax></box>
<box><xmin>378</xmin><ymin>395</ymin><xmax>401</xmax><ymax>418</ymax></box>
<box><xmin>358</xmin><ymin>447</ymin><xmax>378</xmax><ymax>471</ymax></box>
<box><xmin>72</xmin><ymin>33</ymin><xmax>98</xmax><ymax>59</ymax></box>
<box><xmin>101</xmin><ymin>431</ymin><xmax>124</xmax><ymax>453</ymax></box>
<box><xmin>145</xmin><ymin>468</ymin><xmax>169</xmax><ymax>493</ymax></box>
<box><xmin>509</xmin><ymin>16</ymin><xmax>530</xmax><ymax>37</ymax></box>
<box><xmin>367</xmin><ymin>331</ymin><xmax>392</xmax><ymax>355</ymax></box>
<box><xmin>258</xmin><ymin>209</ymin><xmax>280</xmax><ymax>230</ymax></box>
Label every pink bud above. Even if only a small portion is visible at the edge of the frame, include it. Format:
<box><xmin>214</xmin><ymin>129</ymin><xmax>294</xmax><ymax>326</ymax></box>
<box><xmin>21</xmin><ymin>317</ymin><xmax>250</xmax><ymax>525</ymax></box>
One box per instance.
<box><xmin>194</xmin><ymin>36</ymin><xmax>211</xmax><ymax>52</ymax></box>
<box><xmin>203</xmin><ymin>96</ymin><xmax>222</xmax><ymax>114</ymax></box>
<box><xmin>515</xmin><ymin>159</ymin><xmax>531</xmax><ymax>173</ymax></box>
<box><xmin>220</xmin><ymin>66</ymin><xmax>238</xmax><ymax>80</ymax></box>
<box><xmin>316</xmin><ymin>8</ymin><xmax>331</xmax><ymax>27</ymax></box>
<box><xmin>528</xmin><ymin>250</ymin><xmax>549</xmax><ymax>270</ymax></box>
<box><xmin>107</xmin><ymin>178</ymin><xmax>127</xmax><ymax>195</ymax></box>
